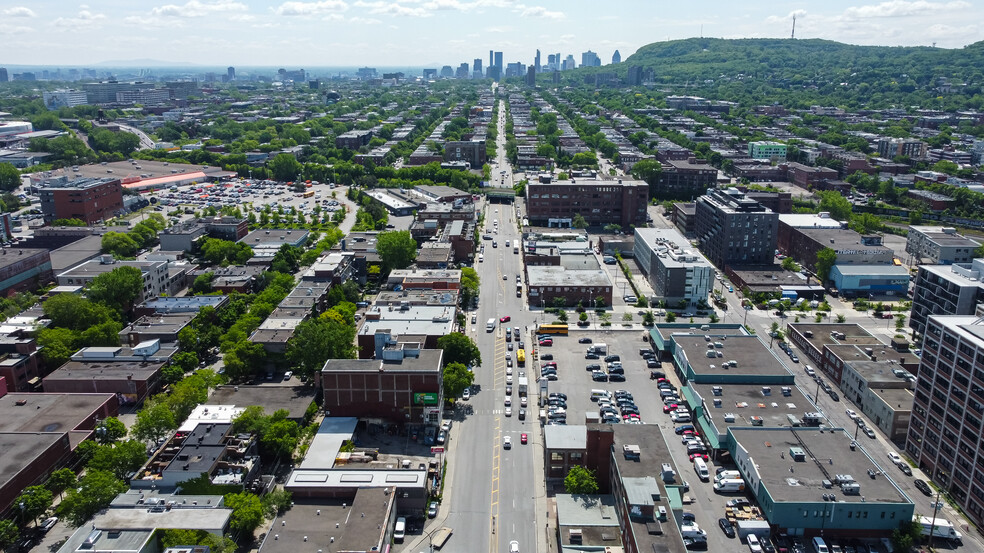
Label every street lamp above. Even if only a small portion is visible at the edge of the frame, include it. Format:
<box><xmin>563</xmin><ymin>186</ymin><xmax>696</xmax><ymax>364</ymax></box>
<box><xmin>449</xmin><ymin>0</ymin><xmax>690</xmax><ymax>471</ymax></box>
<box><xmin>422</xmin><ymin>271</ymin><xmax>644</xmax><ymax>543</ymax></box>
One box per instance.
<box><xmin>928</xmin><ymin>488</ymin><xmax>943</xmax><ymax>550</ymax></box>
<box><xmin>853</xmin><ymin>418</ymin><xmax>863</xmax><ymax>441</ymax></box>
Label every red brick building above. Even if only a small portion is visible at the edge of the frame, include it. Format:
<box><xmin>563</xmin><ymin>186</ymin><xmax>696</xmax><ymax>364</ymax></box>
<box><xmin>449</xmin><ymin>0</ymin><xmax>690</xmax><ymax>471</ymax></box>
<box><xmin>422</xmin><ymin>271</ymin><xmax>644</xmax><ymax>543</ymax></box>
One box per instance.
<box><xmin>39</xmin><ymin>177</ymin><xmax>124</xmax><ymax>224</ymax></box>
<box><xmin>526</xmin><ymin>177</ymin><xmax>648</xmax><ymax>228</ymax></box>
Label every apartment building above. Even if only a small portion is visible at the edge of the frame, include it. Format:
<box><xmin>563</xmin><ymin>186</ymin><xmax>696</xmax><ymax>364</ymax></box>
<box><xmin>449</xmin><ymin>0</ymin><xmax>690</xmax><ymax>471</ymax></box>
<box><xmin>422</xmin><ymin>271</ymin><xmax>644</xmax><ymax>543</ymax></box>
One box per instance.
<box><xmin>38</xmin><ymin>177</ymin><xmax>124</xmax><ymax>224</ymax></box>
<box><xmin>906</xmin><ymin>315</ymin><xmax>984</xmax><ymax>527</ymax></box>
<box><xmin>910</xmin><ymin>261</ymin><xmax>984</xmax><ymax>339</ymax></box>
<box><xmin>905</xmin><ymin>226</ymin><xmax>980</xmax><ymax>265</ymax></box>
<box><xmin>634</xmin><ymin>228</ymin><xmax>713</xmax><ymax>307</ymax></box>
<box><xmin>694</xmin><ymin>188</ymin><xmax>778</xmax><ymax>269</ymax></box>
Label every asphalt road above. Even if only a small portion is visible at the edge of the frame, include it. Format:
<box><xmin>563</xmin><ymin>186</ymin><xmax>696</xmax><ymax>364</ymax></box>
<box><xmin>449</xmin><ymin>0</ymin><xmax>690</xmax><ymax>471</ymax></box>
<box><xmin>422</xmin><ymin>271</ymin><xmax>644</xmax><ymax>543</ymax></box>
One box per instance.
<box><xmin>437</xmin><ymin>97</ymin><xmax>539</xmax><ymax>553</ymax></box>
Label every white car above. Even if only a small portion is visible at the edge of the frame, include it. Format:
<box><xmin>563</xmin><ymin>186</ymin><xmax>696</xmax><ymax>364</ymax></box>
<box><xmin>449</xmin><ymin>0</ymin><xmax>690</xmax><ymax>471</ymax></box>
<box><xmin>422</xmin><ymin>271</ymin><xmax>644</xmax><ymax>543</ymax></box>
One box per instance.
<box><xmin>504</xmin><ymin>397</ymin><xmax>512</xmax><ymax>407</ymax></box>
<box><xmin>509</xmin><ymin>541</ymin><xmax>520</xmax><ymax>553</ymax></box>
<box><xmin>887</xmin><ymin>451</ymin><xmax>902</xmax><ymax>464</ymax></box>
<box><xmin>503</xmin><ymin>435</ymin><xmax>511</xmax><ymax>448</ymax></box>
<box><xmin>846</xmin><ymin>409</ymin><xmax>858</xmax><ymax>421</ymax></box>
<box><xmin>462</xmin><ymin>388</ymin><xmax>471</xmax><ymax>400</ymax></box>
<box><xmin>505</xmin><ymin>406</ymin><xmax>513</xmax><ymax>417</ymax></box>
<box><xmin>747</xmin><ymin>533</ymin><xmax>763</xmax><ymax>553</ymax></box>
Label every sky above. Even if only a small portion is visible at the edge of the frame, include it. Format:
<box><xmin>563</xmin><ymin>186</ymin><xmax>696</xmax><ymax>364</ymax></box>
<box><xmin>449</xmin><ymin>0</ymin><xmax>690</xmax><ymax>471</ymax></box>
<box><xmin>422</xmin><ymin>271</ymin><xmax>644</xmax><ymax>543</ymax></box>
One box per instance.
<box><xmin>0</xmin><ymin>0</ymin><xmax>981</xmax><ymax>68</ymax></box>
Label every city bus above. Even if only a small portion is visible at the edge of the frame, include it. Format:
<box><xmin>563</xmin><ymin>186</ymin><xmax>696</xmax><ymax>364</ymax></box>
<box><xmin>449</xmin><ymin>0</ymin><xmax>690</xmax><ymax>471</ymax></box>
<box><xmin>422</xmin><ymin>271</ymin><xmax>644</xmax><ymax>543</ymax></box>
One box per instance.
<box><xmin>303</xmin><ymin>190</ymin><xmax>315</xmax><ymax>198</ymax></box>
<box><xmin>537</xmin><ymin>324</ymin><xmax>569</xmax><ymax>335</ymax></box>
<box><xmin>516</xmin><ymin>348</ymin><xmax>526</xmax><ymax>366</ymax></box>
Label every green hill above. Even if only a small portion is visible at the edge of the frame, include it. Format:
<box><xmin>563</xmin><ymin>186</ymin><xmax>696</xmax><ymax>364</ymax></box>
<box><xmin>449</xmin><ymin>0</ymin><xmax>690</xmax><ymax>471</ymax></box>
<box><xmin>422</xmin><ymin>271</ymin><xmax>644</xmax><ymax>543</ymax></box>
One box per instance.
<box><xmin>624</xmin><ymin>38</ymin><xmax>984</xmax><ymax>84</ymax></box>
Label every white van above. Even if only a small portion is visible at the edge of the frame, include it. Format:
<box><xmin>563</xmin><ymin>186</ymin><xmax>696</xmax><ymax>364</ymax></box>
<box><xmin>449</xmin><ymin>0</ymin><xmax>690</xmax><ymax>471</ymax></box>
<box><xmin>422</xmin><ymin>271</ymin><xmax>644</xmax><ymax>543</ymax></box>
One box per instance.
<box><xmin>812</xmin><ymin>536</ymin><xmax>829</xmax><ymax>553</ymax></box>
<box><xmin>590</xmin><ymin>389</ymin><xmax>612</xmax><ymax>401</ymax></box>
<box><xmin>487</xmin><ymin>318</ymin><xmax>496</xmax><ymax>332</ymax></box>
<box><xmin>394</xmin><ymin>517</ymin><xmax>406</xmax><ymax>542</ymax></box>
<box><xmin>693</xmin><ymin>457</ymin><xmax>709</xmax><ymax>481</ymax></box>
<box><xmin>715</xmin><ymin>470</ymin><xmax>741</xmax><ymax>482</ymax></box>
<box><xmin>479</xmin><ymin>253</ymin><xmax>484</xmax><ymax>262</ymax></box>
<box><xmin>713</xmin><ymin>478</ymin><xmax>746</xmax><ymax>493</ymax></box>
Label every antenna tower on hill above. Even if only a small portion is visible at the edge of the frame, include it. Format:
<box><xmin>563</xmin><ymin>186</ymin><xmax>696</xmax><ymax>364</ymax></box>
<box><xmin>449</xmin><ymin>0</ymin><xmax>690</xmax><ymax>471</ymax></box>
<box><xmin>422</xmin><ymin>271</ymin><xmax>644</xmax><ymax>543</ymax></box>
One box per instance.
<box><xmin>791</xmin><ymin>14</ymin><xmax>796</xmax><ymax>39</ymax></box>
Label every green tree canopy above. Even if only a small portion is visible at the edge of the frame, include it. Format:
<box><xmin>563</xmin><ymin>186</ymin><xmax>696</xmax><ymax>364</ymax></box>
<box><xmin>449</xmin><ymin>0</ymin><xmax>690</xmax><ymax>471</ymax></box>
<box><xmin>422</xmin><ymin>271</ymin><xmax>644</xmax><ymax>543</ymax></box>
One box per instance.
<box><xmin>437</xmin><ymin>333</ymin><xmax>482</xmax><ymax>367</ymax></box>
<box><xmin>0</xmin><ymin>162</ymin><xmax>20</xmax><ymax>192</ymax></box>
<box><xmin>224</xmin><ymin>492</ymin><xmax>264</xmax><ymax>535</ymax></box>
<box><xmin>0</xmin><ymin>520</ymin><xmax>18</xmax><ymax>549</ymax></box>
<box><xmin>817</xmin><ymin>191</ymin><xmax>853</xmax><ymax>222</ymax></box>
<box><xmin>96</xmin><ymin>417</ymin><xmax>128</xmax><ymax>444</ymax></box>
<box><xmin>15</xmin><ymin>486</ymin><xmax>53</xmax><ymax>525</ymax></box>
<box><xmin>101</xmin><ymin>232</ymin><xmax>139</xmax><ymax>257</ymax></box>
<box><xmin>285</xmin><ymin>316</ymin><xmax>356</xmax><ymax>378</ymax></box>
<box><xmin>42</xmin><ymin>293</ymin><xmax>117</xmax><ymax>330</ymax></box>
<box><xmin>58</xmin><ymin>470</ymin><xmax>128</xmax><ymax>527</ymax></box>
<box><xmin>376</xmin><ymin>230</ymin><xmax>417</xmax><ymax>274</ymax></box>
<box><xmin>87</xmin><ymin>265</ymin><xmax>143</xmax><ymax>316</ymax></box>
<box><xmin>87</xmin><ymin>440</ymin><xmax>149</xmax><ymax>479</ymax></box>
<box><xmin>132</xmin><ymin>402</ymin><xmax>178</xmax><ymax>443</ymax></box>
<box><xmin>815</xmin><ymin>247</ymin><xmax>837</xmax><ymax>284</ymax></box>
<box><xmin>45</xmin><ymin>468</ymin><xmax>78</xmax><ymax>498</ymax></box>
<box><xmin>572</xmin><ymin>213</ymin><xmax>588</xmax><ymax>229</ymax></box>
<box><xmin>442</xmin><ymin>362</ymin><xmax>475</xmax><ymax>399</ymax></box>
<box><xmin>564</xmin><ymin>465</ymin><xmax>599</xmax><ymax>494</ymax></box>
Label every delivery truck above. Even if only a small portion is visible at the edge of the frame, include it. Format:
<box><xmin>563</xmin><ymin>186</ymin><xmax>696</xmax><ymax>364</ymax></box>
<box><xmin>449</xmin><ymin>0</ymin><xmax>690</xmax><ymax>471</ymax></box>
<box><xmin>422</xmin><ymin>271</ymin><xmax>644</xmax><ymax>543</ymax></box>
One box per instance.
<box><xmin>914</xmin><ymin>516</ymin><xmax>962</xmax><ymax>542</ymax></box>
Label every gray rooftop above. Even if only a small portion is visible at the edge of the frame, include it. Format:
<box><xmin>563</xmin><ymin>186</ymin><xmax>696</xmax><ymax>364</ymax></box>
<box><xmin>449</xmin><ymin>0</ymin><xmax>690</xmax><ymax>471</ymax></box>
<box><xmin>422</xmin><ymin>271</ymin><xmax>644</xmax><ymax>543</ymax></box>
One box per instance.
<box><xmin>323</xmin><ymin>350</ymin><xmax>443</xmax><ymax>373</ymax></box>
<box><xmin>544</xmin><ymin>424</ymin><xmax>587</xmax><ymax>449</ymax></box>
<box><xmin>674</xmin><ymin>333</ymin><xmax>793</xmax><ymax>378</ymax></box>
<box><xmin>527</xmin><ymin>265</ymin><xmax>612</xmax><ymax>288</ymax></box>
<box><xmin>731</xmin><ymin>427</ymin><xmax>911</xmax><ymax>504</ymax></box>
<box><xmin>832</xmin><ymin>264</ymin><xmax>910</xmax><ymax>276</ymax></box>
<box><xmin>259</xmin><ymin>493</ymin><xmax>391</xmax><ymax>553</ymax></box>
<box><xmin>299</xmin><ymin>417</ymin><xmax>359</xmax><ymax>470</ymax></box>
<box><xmin>0</xmin><ymin>392</ymin><xmax>113</xmax><ymax>433</ymax></box>
<box><xmin>691</xmin><ymin>381</ymin><xmax>817</xmax><ymax>428</ymax></box>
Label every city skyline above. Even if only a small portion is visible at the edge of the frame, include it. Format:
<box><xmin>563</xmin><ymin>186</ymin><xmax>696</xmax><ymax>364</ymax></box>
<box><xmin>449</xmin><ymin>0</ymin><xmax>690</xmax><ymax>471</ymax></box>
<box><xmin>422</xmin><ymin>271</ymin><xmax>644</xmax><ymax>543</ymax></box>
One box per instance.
<box><xmin>0</xmin><ymin>0</ymin><xmax>981</xmax><ymax>67</ymax></box>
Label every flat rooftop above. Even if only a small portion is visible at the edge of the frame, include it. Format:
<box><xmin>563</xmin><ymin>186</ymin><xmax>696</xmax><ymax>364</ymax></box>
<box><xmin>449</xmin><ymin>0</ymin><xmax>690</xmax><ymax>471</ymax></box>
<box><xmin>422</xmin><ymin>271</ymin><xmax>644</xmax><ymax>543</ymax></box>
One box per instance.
<box><xmin>789</xmin><ymin>323</ymin><xmax>883</xmax><ymax>353</ymax></box>
<box><xmin>260</xmin><ymin>493</ymin><xmax>391</xmax><ymax>553</ymax></box>
<box><xmin>910</xmin><ymin>226</ymin><xmax>980</xmax><ymax>247</ymax></box>
<box><xmin>50</xmin><ymin>235</ymin><xmax>103</xmax><ymax>272</ymax></box>
<box><xmin>609</xmin><ymin>424</ymin><xmax>687</xmax><ymax>553</ymax></box>
<box><xmin>527</xmin><ymin>265</ymin><xmax>612</xmax><ymax>288</ymax></box>
<box><xmin>731</xmin><ymin>427</ymin><xmax>911</xmax><ymax>504</ymax></box>
<box><xmin>45</xmin><ymin>360</ymin><xmax>164</xmax><ymax>381</ymax></box>
<box><xmin>845</xmin><ymin>359</ymin><xmax>915</xmax><ymax>387</ymax></box>
<box><xmin>0</xmin><ymin>433</ymin><xmax>68</xmax><ymax>492</ymax></box>
<box><xmin>88</xmin><ymin>504</ymin><xmax>232</xmax><ymax>532</ymax></box>
<box><xmin>323</xmin><ymin>350</ymin><xmax>442</xmax><ymax>373</ymax></box>
<box><xmin>674</xmin><ymin>333</ymin><xmax>793</xmax><ymax>378</ymax></box>
<box><xmin>690</xmin><ymin>382</ymin><xmax>818</xmax><ymax>429</ymax></box>
<box><xmin>298</xmin><ymin>417</ymin><xmax>359</xmax><ymax>470</ymax></box>
<box><xmin>555</xmin><ymin>495</ymin><xmax>623</xmax><ymax>548</ymax></box>
<box><xmin>778</xmin><ymin>213</ymin><xmax>844</xmax><ymax>229</ymax></box>
<box><xmin>0</xmin><ymin>392</ymin><xmax>113</xmax><ymax>433</ymax></box>
<box><xmin>871</xmin><ymin>387</ymin><xmax>915</xmax><ymax>410</ymax></box>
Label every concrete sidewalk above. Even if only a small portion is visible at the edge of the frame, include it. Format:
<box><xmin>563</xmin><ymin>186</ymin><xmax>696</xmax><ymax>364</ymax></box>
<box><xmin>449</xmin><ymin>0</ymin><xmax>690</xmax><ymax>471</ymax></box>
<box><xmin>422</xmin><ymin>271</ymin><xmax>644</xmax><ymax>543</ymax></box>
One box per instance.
<box><xmin>402</xmin><ymin>413</ymin><xmax>461</xmax><ymax>553</ymax></box>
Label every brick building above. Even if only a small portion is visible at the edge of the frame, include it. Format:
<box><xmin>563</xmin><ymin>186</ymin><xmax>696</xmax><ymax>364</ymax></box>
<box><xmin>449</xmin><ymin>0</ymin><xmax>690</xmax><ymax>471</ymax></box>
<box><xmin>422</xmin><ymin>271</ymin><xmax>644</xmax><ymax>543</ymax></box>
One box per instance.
<box><xmin>38</xmin><ymin>177</ymin><xmax>124</xmax><ymax>224</ymax></box>
<box><xmin>443</xmin><ymin>139</ymin><xmax>486</xmax><ymax>168</ymax></box>
<box><xmin>0</xmin><ymin>248</ymin><xmax>53</xmax><ymax>295</ymax></box>
<box><xmin>526</xmin><ymin>177</ymin><xmax>647</xmax><ymax>228</ymax></box>
<box><xmin>650</xmin><ymin>158</ymin><xmax>718</xmax><ymax>200</ymax></box>
<box><xmin>785</xmin><ymin>162</ymin><xmax>838</xmax><ymax>190</ymax></box>
<box><xmin>694</xmin><ymin>188</ymin><xmax>778</xmax><ymax>270</ymax></box>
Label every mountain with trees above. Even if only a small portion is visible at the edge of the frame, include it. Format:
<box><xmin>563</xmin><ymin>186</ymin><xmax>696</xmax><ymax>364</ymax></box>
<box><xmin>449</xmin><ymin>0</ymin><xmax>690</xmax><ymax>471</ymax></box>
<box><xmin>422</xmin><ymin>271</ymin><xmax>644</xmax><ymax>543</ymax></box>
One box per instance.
<box><xmin>611</xmin><ymin>38</ymin><xmax>984</xmax><ymax>110</ymax></box>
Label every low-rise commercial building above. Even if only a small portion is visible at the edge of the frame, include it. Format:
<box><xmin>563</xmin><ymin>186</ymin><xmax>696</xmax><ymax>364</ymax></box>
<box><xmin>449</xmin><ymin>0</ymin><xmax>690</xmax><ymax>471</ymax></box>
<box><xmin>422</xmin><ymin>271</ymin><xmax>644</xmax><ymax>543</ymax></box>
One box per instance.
<box><xmin>830</xmin><ymin>264</ymin><xmax>910</xmax><ymax>298</ymax></box>
<box><xmin>781</xmin><ymin>227</ymin><xmax>894</xmax><ymax>276</ymax></box>
<box><xmin>747</xmin><ymin>141</ymin><xmax>787</xmax><ymax>160</ymax></box>
<box><xmin>0</xmin><ymin>248</ymin><xmax>53</xmax><ymax>296</ymax></box>
<box><xmin>785</xmin><ymin>162</ymin><xmax>838</xmax><ymax>189</ymax></box>
<box><xmin>159</xmin><ymin>217</ymin><xmax>249</xmax><ymax>252</ymax></box>
<box><xmin>57</xmin><ymin>256</ymin><xmax>171</xmax><ymax>303</ymax></box>
<box><xmin>38</xmin><ymin>176</ymin><xmax>123</xmax><ymax>224</ymax></box>
<box><xmin>319</xmin><ymin>348</ymin><xmax>443</xmax><ymax>425</ymax></box>
<box><xmin>132</xmin><ymin>421</ymin><xmax>257</xmax><ymax>490</ymax></box>
<box><xmin>42</xmin><ymin>342</ymin><xmax>175</xmax><ymax>405</ymax></box>
<box><xmin>526</xmin><ymin>255</ymin><xmax>613</xmax><ymax>307</ymax></box>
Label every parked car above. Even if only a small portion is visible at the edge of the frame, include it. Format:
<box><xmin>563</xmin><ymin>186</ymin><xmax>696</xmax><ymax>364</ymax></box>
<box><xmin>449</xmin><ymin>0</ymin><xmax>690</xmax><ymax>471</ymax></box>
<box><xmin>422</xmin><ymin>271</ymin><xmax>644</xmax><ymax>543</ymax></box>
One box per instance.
<box><xmin>718</xmin><ymin>517</ymin><xmax>736</xmax><ymax>538</ymax></box>
<box><xmin>578</xmin><ymin>337</ymin><xmax>592</xmax><ymax>343</ymax></box>
<box><xmin>914</xmin><ymin>479</ymin><xmax>932</xmax><ymax>496</ymax></box>
<box><xmin>428</xmin><ymin>502</ymin><xmax>438</xmax><ymax>518</ymax></box>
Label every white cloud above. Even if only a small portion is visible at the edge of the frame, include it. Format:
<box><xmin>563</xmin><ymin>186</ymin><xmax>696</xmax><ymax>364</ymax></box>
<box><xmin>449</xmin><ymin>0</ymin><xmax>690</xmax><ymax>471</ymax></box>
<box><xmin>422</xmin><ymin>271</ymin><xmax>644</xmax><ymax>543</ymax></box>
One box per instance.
<box><xmin>274</xmin><ymin>1</ymin><xmax>349</xmax><ymax>16</ymax></box>
<box><xmin>322</xmin><ymin>12</ymin><xmax>345</xmax><ymax>20</ymax></box>
<box><xmin>354</xmin><ymin>1</ymin><xmax>431</xmax><ymax>17</ymax></box>
<box><xmin>151</xmin><ymin>0</ymin><xmax>248</xmax><ymax>18</ymax></box>
<box><xmin>519</xmin><ymin>5</ymin><xmax>564</xmax><ymax>19</ymax></box>
<box><xmin>765</xmin><ymin>9</ymin><xmax>806</xmax><ymax>25</ymax></box>
<box><xmin>54</xmin><ymin>9</ymin><xmax>107</xmax><ymax>27</ymax></box>
<box><xmin>842</xmin><ymin>0</ymin><xmax>969</xmax><ymax>19</ymax></box>
<box><xmin>2</xmin><ymin>6</ymin><xmax>37</xmax><ymax>17</ymax></box>
<box><xmin>350</xmin><ymin>16</ymin><xmax>382</xmax><ymax>23</ymax></box>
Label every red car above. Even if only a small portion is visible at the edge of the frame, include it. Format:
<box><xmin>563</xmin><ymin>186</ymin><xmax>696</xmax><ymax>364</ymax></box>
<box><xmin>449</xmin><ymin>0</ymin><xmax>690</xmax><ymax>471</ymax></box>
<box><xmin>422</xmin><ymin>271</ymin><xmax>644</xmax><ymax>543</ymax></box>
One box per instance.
<box><xmin>689</xmin><ymin>453</ymin><xmax>709</xmax><ymax>461</ymax></box>
<box><xmin>663</xmin><ymin>403</ymin><xmax>679</xmax><ymax>414</ymax></box>
<box><xmin>521</xmin><ymin>433</ymin><xmax>528</xmax><ymax>444</ymax></box>
<box><xmin>542</xmin><ymin>361</ymin><xmax>558</xmax><ymax>368</ymax></box>
<box><xmin>500</xmin><ymin>316</ymin><xmax>511</xmax><ymax>323</ymax></box>
<box><xmin>539</xmin><ymin>339</ymin><xmax>553</xmax><ymax>346</ymax></box>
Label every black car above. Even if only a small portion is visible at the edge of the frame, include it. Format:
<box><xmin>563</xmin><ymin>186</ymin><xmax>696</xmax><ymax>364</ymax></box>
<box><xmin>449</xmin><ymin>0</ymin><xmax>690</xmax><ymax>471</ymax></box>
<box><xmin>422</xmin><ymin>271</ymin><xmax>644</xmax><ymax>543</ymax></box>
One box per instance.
<box><xmin>586</xmin><ymin>364</ymin><xmax>601</xmax><ymax>371</ymax></box>
<box><xmin>541</xmin><ymin>354</ymin><xmax>553</xmax><ymax>360</ymax></box>
<box><xmin>674</xmin><ymin>424</ymin><xmax>694</xmax><ymax>434</ymax></box>
<box><xmin>914</xmin><ymin>479</ymin><xmax>933</xmax><ymax>496</ymax></box>
<box><xmin>718</xmin><ymin>518</ymin><xmax>736</xmax><ymax>538</ymax></box>
<box><xmin>620</xmin><ymin>406</ymin><xmax>639</xmax><ymax>416</ymax></box>
<box><xmin>585</xmin><ymin>352</ymin><xmax>600</xmax><ymax>359</ymax></box>
<box><xmin>829</xmin><ymin>390</ymin><xmax>840</xmax><ymax>401</ymax></box>
<box><xmin>608</xmin><ymin>366</ymin><xmax>624</xmax><ymax>374</ymax></box>
<box><xmin>608</xmin><ymin>373</ymin><xmax>626</xmax><ymax>382</ymax></box>
<box><xmin>681</xmin><ymin>512</ymin><xmax>696</xmax><ymax>522</ymax></box>
<box><xmin>518</xmin><ymin>409</ymin><xmax>526</xmax><ymax>420</ymax></box>
<box><xmin>578</xmin><ymin>337</ymin><xmax>592</xmax><ymax>343</ymax></box>
<box><xmin>549</xmin><ymin>392</ymin><xmax>567</xmax><ymax>401</ymax></box>
<box><xmin>604</xmin><ymin>355</ymin><xmax>621</xmax><ymax>362</ymax></box>
<box><xmin>647</xmin><ymin>359</ymin><xmax>661</xmax><ymax>368</ymax></box>
<box><xmin>592</xmin><ymin>371</ymin><xmax>608</xmax><ymax>382</ymax></box>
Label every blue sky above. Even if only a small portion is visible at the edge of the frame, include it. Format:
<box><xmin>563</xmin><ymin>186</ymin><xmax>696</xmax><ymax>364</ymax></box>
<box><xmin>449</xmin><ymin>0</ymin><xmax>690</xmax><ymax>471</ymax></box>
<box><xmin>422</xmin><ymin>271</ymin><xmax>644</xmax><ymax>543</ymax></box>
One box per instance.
<box><xmin>0</xmin><ymin>0</ymin><xmax>981</xmax><ymax>67</ymax></box>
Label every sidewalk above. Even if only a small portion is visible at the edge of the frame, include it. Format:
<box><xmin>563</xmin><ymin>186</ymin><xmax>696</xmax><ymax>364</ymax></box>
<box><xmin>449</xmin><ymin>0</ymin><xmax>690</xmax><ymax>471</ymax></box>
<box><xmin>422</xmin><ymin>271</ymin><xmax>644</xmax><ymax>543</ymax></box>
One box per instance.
<box><xmin>402</xmin><ymin>413</ymin><xmax>461</xmax><ymax>553</ymax></box>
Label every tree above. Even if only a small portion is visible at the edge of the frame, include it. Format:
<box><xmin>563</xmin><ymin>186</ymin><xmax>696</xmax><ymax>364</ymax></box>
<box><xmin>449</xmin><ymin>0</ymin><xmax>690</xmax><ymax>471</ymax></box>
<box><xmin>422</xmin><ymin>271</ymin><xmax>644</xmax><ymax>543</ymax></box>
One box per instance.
<box><xmin>262</xmin><ymin>489</ymin><xmax>293</xmax><ymax>517</ymax></box>
<box><xmin>52</xmin><ymin>218</ymin><xmax>88</xmax><ymax>226</ymax></box>
<box><xmin>437</xmin><ymin>333</ymin><xmax>482</xmax><ymax>367</ymax></box>
<box><xmin>96</xmin><ymin>417</ymin><xmax>128</xmax><ymax>444</ymax></box>
<box><xmin>572</xmin><ymin>213</ymin><xmax>588</xmax><ymax>229</ymax></box>
<box><xmin>224</xmin><ymin>492</ymin><xmax>264</xmax><ymax>535</ymax></box>
<box><xmin>37</xmin><ymin>327</ymin><xmax>78</xmax><ymax>370</ymax></box>
<box><xmin>101</xmin><ymin>232</ymin><xmax>140</xmax><ymax>257</ymax></box>
<box><xmin>0</xmin><ymin>162</ymin><xmax>20</xmax><ymax>192</ymax></box>
<box><xmin>232</xmin><ymin>405</ymin><xmax>268</xmax><ymax>434</ymax></box>
<box><xmin>159</xmin><ymin>529</ymin><xmax>237</xmax><ymax>553</ymax></box>
<box><xmin>262</xmin><ymin>418</ymin><xmax>300</xmax><ymax>459</ymax></box>
<box><xmin>815</xmin><ymin>247</ymin><xmax>837</xmax><ymax>284</ymax></box>
<box><xmin>564</xmin><ymin>465</ymin><xmax>599</xmax><ymax>494</ymax></box>
<box><xmin>87</xmin><ymin>266</ymin><xmax>143</xmax><ymax>316</ymax></box>
<box><xmin>270</xmin><ymin>244</ymin><xmax>302</xmax><ymax>274</ymax></box>
<box><xmin>58</xmin><ymin>470</ymin><xmax>128</xmax><ymax>527</ymax></box>
<box><xmin>169</xmin><ymin>351</ymin><xmax>200</xmax><ymax>376</ymax></box>
<box><xmin>0</xmin><ymin>519</ymin><xmax>18</xmax><ymax>550</ymax></box>
<box><xmin>285</xmin><ymin>317</ymin><xmax>354</xmax><ymax>378</ymax></box>
<box><xmin>781</xmin><ymin>257</ymin><xmax>801</xmax><ymax>272</ymax></box>
<box><xmin>890</xmin><ymin>519</ymin><xmax>921</xmax><ymax>553</ymax></box>
<box><xmin>14</xmin><ymin>486</ymin><xmax>53</xmax><ymax>526</ymax></box>
<box><xmin>132</xmin><ymin>402</ymin><xmax>177</xmax><ymax>443</ymax></box>
<box><xmin>87</xmin><ymin>440</ymin><xmax>149</xmax><ymax>479</ymax></box>
<box><xmin>191</xmin><ymin>272</ymin><xmax>215</xmax><ymax>294</ymax></box>
<box><xmin>817</xmin><ymin>191</ymin><xmax>853</xmax><ymax>222</ymax></box>
<box><xmin>45</xmin><ymin>468</ymin><xmax>78</xmax><ymax>499</ymax></box>
<box><xmin>442</xmin><ymin>362</ymin><xmax>475</xmax><ymax>399</ymax></box>
<box><xmin>42</xmin><ymin>293</ymin><xmax>116</xmax><ymax>331</ymax></box>
<box><xmin>376</xmin><ymin>230</ymin><xmax>417</xmax><ymax>273</ymax></box>
<box><xmin>460</xmin><ymin>267</ymin><xmax>480</xmax><ymax>306</ymax></box>
<box><xmin>268</xmin><ymin>153</ymin><xmax>304</xmax><ymax>182</ymax></box>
